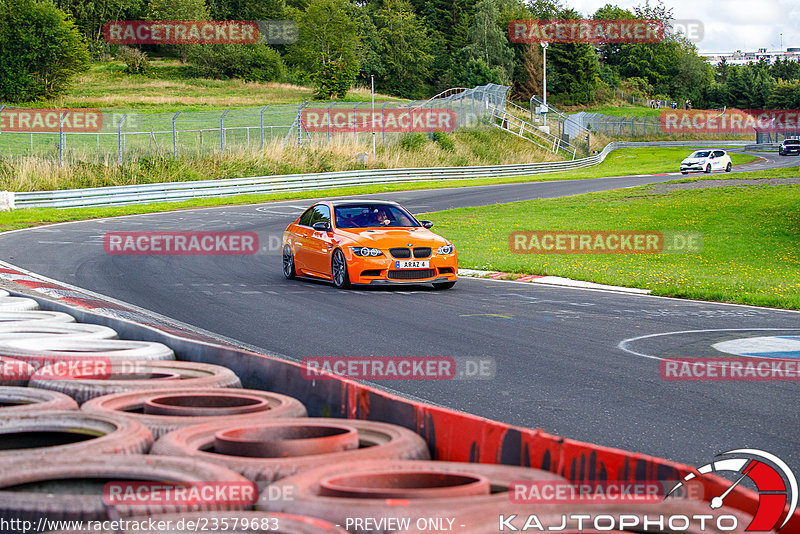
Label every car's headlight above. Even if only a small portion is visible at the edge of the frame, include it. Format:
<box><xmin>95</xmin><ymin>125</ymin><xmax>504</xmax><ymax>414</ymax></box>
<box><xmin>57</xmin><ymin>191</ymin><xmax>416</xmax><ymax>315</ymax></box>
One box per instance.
<box><xmin>437</xmin><ymin>244</ymin><xmax>454</xmax><ymax>255</ymax></box>
<box><xmin>352</xmin><ymin>247</ymin><xmax>383</xmax><ymax>257</ymax></box>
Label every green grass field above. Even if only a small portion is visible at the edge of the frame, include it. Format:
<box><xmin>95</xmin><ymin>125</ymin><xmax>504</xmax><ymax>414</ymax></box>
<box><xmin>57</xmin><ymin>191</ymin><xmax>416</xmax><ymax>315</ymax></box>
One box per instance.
<box><xmin>32</xmin><ymin>60</ymin><xmax>403</xmax><ymax>112</ymax></box>
<box><xmin>574</xmin><ymin>104</ymin><xmax>663</xmax><ymax>117</ymax></box>
<box><xmin>428</xmin><ymin>181</ymin><xmax>800</xmax><ymax>309</ymax></box>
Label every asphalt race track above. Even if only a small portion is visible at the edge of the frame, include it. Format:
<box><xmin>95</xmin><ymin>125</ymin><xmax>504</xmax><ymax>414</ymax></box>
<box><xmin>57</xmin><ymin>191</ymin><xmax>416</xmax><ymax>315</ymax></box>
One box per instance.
<box><xmin>1</xmin><ymin>149</ymin><xmax>798</xmax><ymax>475</ymax></box>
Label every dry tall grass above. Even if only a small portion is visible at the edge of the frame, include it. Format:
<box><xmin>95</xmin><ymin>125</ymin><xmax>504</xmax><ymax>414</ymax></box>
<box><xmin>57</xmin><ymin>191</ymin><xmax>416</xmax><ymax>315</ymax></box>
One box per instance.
<box><xmin>0</xmin><ymin>129</ymin><xmax>561</xmax><ymax>192</ymax></box>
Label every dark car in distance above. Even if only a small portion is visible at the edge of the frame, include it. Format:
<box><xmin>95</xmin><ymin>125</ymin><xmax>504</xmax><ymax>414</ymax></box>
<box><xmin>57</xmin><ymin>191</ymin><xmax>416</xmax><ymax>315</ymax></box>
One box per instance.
<box><xmin>778</xmin><ymin>138</ymin><xmax>800</xmax><ymax>156</ymax></box>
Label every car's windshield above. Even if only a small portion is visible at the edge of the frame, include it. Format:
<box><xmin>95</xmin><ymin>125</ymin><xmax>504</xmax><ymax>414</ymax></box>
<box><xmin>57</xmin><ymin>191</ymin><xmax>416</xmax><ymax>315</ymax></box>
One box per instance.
<box><xmin>784</xmin><ymin>140</ymin><xmax>799</xmax><ymax>145</ymax></box>
<box><xmin>334</xmin><ymin>204</ymin><xmax>421</xmax><ymax>228</ymax></box>
<box><xmin>691</xmin><ymin>151</ymin><xmax>711</xmax><ymax>158</ymax></box>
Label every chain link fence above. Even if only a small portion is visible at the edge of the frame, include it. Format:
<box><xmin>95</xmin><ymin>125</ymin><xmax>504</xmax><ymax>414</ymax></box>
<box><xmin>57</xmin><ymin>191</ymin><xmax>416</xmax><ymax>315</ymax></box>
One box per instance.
<box><xmin>755</xmin><ymin>130</ymin><xmax>800</xmax><ymax>144</ymax></box>
<box><xmin>610</xmin><ymin>88</ymin><xmax>677</xmax><ymax>109</ymax></box>
<box><xmin>573</xmin><ymin>111</ymin><xmax>792</xmax><ymax>141</ymax></box>
<box><xmin>571</xmin><ymin>112</ymin><xmax>663</xmax><ymax>137</ymax></box>
<box><xmin>0</xmin><ymin>84</ymin><xmax>510</xmax><ymax>166</ymax></box>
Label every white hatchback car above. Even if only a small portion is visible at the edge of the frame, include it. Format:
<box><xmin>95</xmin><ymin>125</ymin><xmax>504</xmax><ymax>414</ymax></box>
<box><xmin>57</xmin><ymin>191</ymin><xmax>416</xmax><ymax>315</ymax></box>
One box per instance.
<box><xmin>680</xmin><ymin>149</ymin><xmax>732</xmax><ymax>174</ymax></box>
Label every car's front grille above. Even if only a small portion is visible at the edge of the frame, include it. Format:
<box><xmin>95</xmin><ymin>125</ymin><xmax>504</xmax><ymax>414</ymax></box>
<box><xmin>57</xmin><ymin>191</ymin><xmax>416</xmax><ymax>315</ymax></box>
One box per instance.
<box><xmin>413</xmin><ymin>247</ymin><xmax>431</xmax><ymax>258</ymax></box>
<box><xmin>389</xmin><ymin>248</ymin><xmax>411</xmax><ymax>259</ymax></box>
<box><xmin>388</xmin><ymin>269</ymin><xmax>435</xmax><ymax>280</ymax></box>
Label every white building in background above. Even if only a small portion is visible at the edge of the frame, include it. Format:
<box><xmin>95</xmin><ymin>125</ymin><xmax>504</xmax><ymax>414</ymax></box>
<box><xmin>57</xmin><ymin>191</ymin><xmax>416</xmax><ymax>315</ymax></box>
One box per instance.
<box><xmin>700</xmin><ymin>48</ymin><xmax>800</xmax><ymax>66</ymax></box>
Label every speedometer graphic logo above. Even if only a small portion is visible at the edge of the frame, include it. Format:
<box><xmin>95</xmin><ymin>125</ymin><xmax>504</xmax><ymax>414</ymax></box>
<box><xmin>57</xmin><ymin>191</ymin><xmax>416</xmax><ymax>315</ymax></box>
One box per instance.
<box><xmin>666</xmin><ymin>449</ymin><xmax>797</xmax><ymax>531</ymax></box>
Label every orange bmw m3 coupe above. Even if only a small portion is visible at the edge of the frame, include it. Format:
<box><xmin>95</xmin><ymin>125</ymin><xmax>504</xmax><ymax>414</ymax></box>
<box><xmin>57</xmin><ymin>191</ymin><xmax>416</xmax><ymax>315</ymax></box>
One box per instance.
<box><xmin>282</xmin><ymin>200</ymin><xmax>458</xmax><ymax>289</ymax></box>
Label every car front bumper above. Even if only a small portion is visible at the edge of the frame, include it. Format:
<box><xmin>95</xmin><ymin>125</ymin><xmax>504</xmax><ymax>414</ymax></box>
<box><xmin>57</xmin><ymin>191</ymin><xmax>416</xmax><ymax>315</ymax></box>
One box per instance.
<box><xmin>680</xmin><ymin>163</ymin><xmax>704</xmax><ymax>172</ymax></box>
<box><xmin>366</xmin><ymin>276</ymin><xmax>454</xmax><ymax>286</ymax></box>
<box><xmin>346</xmin><ymin>253</ymin><xmax>459</xmax><ymax>285</ymax></box>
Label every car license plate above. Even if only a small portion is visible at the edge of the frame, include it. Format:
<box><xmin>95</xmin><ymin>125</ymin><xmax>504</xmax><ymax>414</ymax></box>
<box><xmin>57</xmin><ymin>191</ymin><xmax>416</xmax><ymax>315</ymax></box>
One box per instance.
<box><xmin>395</xmin><ymin>260</ymin><xmax>429</xmax><ymax>269</ymax></box>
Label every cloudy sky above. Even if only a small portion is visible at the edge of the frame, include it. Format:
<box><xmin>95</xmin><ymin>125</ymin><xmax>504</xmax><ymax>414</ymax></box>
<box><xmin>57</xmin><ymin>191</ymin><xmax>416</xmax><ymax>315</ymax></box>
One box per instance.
<box><xmin>566</xmin><ymin>0</ymin><xmax>800</xmax><ymax>53</ymax></box>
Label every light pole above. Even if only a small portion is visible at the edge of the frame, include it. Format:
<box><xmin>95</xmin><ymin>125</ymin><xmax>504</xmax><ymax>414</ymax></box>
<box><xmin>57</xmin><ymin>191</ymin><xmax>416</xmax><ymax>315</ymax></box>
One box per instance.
<box><xmin>371</xmin><ymin>75</ymin><xmax>376</xmax><ymax>156</ymax></box>
<box><xmin>541</xmin><ymin>42</ymin><xmax>549</xmax><ymax>132</ymax></box>
<box><xmin>541</xmin><ymin>42</ymin><xmax>548</xmax><ymax>108</ymax></box>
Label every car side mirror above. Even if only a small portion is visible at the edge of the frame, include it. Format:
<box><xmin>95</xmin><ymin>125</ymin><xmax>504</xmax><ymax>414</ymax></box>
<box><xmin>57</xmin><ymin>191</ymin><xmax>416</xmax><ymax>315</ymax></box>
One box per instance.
<box><xmin>312</xmin><ymin>221</ymin><xmax>331</xmax><ymax>232</ymax></box>
<box><xmin>420</xmin><ymin>220</ymin><xmax>433</xmax><ymax>229</ymax></box>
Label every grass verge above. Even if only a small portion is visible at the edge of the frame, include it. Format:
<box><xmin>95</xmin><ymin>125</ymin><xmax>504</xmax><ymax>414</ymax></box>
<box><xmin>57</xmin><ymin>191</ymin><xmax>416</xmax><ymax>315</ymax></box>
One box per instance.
<box><xmin>0</xmin><ymin>143</ymin><xmax>756</xmax><ymax>192</ymax></box>
<box><xmin>0</xmin><ymin>149</ymin><xmax>778</xmax><ymax>234</ymax></box>
<box><xmin>427</xmin><ymin>181</ymin><xmax>800</xmax><ymax>310</ymax></box>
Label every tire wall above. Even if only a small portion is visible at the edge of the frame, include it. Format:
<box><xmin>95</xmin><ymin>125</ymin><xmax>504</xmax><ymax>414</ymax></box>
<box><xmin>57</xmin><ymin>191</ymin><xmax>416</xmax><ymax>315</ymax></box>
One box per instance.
<box><xmin>11</xmin><ymin>289</ymin><xmax>795</xmax><ymax>531</ymax></box>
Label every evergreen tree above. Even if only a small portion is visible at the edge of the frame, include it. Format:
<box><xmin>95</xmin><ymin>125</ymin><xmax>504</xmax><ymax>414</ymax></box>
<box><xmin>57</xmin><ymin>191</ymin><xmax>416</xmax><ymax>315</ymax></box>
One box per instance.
<box><xmin>751</xmin><ymin>71</ymin><xmax>774</xmax><ymax>109</ymax></box>
<box><xmin>547</xmin><ymin>8</ymin><xmax>599</xmax><ymax>105</ymax></box>
<box><xmin>767</xmin><ymin>79</ymin><xmax>800</xmax><ymax>109</ymax></box>
<box><xmin>727</xmin><ymin>67</ymin><xmax>755</xmax><ymax>108</ymax></box>
<box><xmin>366</xmin><ymin>0</ymin><xmax>433</xmax><ymax>97</ymax></box>
<box><xmin>771</xmin><ymin>57</ymin><xmax>800</xmax><ymax>82</ymax></box>
<box><xmin>715</xmin><ymin>58</ymin><xmax>729</xmax><ymax>84</ymax></box>
<box><xmin>699</xmin><ymin>82</ymin><xmax>729</xmax><ymax>109</ymax></box>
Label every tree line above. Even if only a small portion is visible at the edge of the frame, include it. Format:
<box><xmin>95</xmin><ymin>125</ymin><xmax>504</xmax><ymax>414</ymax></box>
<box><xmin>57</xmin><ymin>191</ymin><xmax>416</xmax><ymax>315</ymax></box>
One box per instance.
<box><xmin>2</xmin><ymin>0</ymin><xmax>799</xmax><ymax>109</ymax></box>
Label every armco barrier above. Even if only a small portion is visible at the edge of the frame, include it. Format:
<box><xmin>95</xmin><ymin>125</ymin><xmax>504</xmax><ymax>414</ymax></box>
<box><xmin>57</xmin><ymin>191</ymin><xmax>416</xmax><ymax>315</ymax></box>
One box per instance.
<box><xmin>1</xmin><ymin>264</ymin><xmax>797</xmax><ymax>531</ymax></box>
<box><xmin>9</xmin><ymin>140</ymin><xmax>749</xmax><ymax>209</ymax></box>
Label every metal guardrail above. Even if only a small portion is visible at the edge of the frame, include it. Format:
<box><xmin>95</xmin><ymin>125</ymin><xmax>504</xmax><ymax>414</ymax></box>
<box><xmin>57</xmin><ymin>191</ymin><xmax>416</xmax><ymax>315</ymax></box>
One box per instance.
<box><xmin>10</xmin><ymin>140</ymin><xmax>750</xmax><ymax>209</ymax></box>
<box><xmin>743</xmin><ymin>143</ymin><xmax>779</xmax><ymax>151</ymax></box>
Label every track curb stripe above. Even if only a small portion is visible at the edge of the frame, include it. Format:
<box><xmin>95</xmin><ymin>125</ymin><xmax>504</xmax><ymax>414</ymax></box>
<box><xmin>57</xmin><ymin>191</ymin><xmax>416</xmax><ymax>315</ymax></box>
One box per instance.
<box><xmin>458</xmin><ymin>268</ymin><xmax>651</xmax><ymax>294</ymax></box>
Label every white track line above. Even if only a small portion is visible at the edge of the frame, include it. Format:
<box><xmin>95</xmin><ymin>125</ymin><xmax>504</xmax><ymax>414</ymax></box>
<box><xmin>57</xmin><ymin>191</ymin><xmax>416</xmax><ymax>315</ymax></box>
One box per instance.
<box><xmin>617</xmin><ymin>328</ymin><xmax>800</xmax><ymax>361</ymax></box>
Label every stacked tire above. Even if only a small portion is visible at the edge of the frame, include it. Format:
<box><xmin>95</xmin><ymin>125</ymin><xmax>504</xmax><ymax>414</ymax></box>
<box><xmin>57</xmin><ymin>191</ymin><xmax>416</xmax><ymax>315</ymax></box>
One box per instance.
<box><xmin>0</xmin><ymin>304</ymin><xmax>309</xmax><ymax>531</ymax></box>
<box><xmin>0</xmin><ymin>297</ymin><xmax>766</xmax><ymax>534</ymax></box>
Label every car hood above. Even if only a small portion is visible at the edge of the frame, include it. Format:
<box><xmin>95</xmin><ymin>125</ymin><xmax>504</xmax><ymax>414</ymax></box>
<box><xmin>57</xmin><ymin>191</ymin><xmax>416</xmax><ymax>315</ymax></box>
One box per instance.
<box><xmin>336</xmin><ymin>227</ymin><xmax>449</xmax><ymax>248</ymax></box>
<box><xmin>681</xmin><ymin>157</ymin><xmax>707</xmax><ymax>164</ymax></box>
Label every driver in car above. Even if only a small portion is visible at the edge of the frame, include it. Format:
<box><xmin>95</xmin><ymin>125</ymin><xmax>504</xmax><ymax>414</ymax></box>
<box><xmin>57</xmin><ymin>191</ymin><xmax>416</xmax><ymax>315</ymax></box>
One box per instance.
<box><xmin>374</xmin><ymin>209</ymin><xmax>391</xmax><ymax>226</ymax></box>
